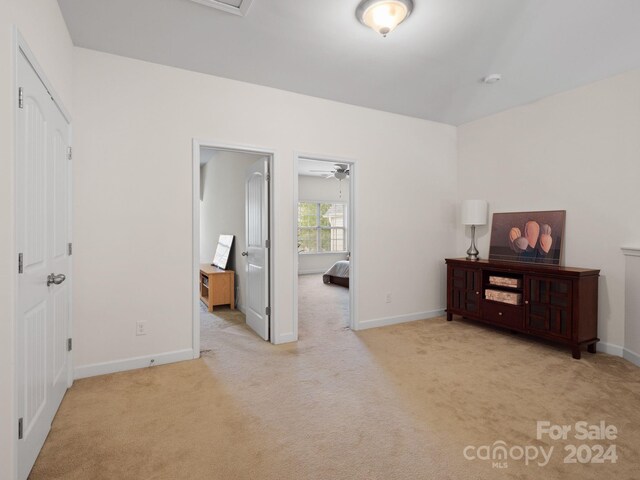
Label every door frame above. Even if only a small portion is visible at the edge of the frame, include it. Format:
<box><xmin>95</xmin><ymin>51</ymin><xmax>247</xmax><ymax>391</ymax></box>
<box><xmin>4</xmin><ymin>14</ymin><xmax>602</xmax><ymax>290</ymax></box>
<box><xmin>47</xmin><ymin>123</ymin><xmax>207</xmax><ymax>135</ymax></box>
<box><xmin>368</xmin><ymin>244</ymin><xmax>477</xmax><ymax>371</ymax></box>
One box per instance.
<box><xmin>192</xmin><ymin>139</ymin><xmax>275</xmax><ymax>356</ymax></box>
<box><xmin>293</xmin><ymin>153</ymin><xmax>358</xmax><ymax>336</ymax></box>
<box><xmin>13</xmin><ymin>29</ymin><xmax>74</xmax><ymax>480</ymax></box>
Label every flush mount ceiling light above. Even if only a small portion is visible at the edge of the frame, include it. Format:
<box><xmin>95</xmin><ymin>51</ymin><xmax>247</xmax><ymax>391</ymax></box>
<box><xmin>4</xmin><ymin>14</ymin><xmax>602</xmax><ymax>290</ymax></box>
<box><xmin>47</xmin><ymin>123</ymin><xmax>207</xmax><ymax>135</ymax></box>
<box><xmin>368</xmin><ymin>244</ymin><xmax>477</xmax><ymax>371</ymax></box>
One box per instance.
<box><xmin>356</xmin><ymin>0</ymin><xmax>414</xmax><ymax>37</ymax></box>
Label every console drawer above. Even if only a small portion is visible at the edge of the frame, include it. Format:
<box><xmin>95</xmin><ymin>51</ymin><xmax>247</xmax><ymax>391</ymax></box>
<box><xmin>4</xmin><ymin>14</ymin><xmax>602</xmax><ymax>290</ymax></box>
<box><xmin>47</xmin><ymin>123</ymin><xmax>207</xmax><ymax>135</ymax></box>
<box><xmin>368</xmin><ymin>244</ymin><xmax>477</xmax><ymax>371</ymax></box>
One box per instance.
<box><xmin>482</xmin><ymin>301</ymin><xmax>524</xmax><ymax>329</ymax></box>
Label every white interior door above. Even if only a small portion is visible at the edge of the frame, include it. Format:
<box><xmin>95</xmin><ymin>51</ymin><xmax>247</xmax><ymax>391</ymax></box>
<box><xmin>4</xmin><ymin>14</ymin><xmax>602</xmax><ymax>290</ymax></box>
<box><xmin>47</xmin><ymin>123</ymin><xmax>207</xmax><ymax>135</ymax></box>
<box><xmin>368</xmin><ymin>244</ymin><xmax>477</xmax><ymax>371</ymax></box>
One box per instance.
<box><xmin>244</xmin><ymin>158</ymin><xmax>270</xmax><ymax>340</ymax></box>
<box><xmin>16</xmin><ymin>51</ymin><xmax>71</xmax><ymax>480</ymax></box>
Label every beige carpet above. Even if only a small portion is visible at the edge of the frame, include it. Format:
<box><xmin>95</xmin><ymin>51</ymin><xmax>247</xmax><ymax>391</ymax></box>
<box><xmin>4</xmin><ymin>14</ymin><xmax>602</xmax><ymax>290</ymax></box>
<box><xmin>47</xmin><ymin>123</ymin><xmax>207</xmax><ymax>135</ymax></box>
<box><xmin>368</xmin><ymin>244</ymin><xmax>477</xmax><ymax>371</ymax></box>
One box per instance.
<box><xmin>30</xmin><ymin>276</ymin><xmax>640</xmax><ymax>479</ymax></box>
<box><xmin>297</xmin><ymin>273</ymin><xmax>350</xmax><ymax>335</ymax></box>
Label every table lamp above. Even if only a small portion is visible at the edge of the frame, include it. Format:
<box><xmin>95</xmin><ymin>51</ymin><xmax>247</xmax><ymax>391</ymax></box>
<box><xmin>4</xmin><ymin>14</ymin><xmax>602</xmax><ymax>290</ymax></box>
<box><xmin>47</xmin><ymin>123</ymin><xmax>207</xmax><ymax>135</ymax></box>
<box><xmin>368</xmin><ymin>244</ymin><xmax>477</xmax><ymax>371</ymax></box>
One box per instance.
<box><xmin>462</xmin><ymin>200</ymin><xmax>488</xmax><ymax>261</ymax></box>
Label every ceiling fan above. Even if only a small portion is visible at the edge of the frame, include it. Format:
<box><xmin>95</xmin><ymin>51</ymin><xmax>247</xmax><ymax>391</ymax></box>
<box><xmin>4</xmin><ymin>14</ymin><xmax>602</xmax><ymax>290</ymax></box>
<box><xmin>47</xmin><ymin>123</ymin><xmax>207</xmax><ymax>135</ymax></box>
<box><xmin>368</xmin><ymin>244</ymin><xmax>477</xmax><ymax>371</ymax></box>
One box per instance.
<box><xmin>310</xmin><ymin>163</ymin><xmax>350</xmax><ymax>180</ymax></box>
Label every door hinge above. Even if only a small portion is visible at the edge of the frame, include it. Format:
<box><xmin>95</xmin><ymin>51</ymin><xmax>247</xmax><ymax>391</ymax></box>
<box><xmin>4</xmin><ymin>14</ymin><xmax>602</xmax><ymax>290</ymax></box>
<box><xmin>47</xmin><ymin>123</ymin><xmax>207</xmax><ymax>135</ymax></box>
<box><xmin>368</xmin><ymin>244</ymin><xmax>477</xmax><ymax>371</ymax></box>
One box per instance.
<box><xmin>67</xmin><ymin>338</ymin><xmax>73</xmax><ymax>352</ymax></box>
<box><xmin>68</xmin><ymin>243</ymin><xmax>73</xmax><ymax>256</ymax></box>
<box><xmin>265</xmin><ymin>306</ymin><xmax>271</xmax><ymax>316</ymax></box>
<box><xmin>67</xmin><ymin>146</ymin><xmax>72</xmax><ymax>160</ymax></box>
<box><xmin>18</xmin><ymin>253</ymin><xmax>23</xmax><ymax>274</ymax></box>
<box><xmin>18</xmin><ymin>87</ymin><xmax>24</xmax><ymax>109</ymax></box>
<box><xmin>266</xmin><ymin>173</ymin><xmax>270</xmax><ymax>182</ymax></box>
<box><xmin>18</xmin><ymin>418</ymin><xmax>23</xmax><ymax>440</ymax></box>
<box><xmin>265</xmin><ymin>239</ymin><xmax>270</xmax><ymax>248</ymax></box>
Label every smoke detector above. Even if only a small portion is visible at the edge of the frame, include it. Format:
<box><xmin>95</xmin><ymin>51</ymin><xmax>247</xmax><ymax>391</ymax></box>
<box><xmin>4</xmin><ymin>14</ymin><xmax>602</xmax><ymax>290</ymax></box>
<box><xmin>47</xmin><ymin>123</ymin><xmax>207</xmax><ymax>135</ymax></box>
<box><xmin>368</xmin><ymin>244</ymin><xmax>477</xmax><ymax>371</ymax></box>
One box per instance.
<box><xmin>482</xmin><ymin>74</ymin><xmax>502</xmax><ymax>84</ymax></box>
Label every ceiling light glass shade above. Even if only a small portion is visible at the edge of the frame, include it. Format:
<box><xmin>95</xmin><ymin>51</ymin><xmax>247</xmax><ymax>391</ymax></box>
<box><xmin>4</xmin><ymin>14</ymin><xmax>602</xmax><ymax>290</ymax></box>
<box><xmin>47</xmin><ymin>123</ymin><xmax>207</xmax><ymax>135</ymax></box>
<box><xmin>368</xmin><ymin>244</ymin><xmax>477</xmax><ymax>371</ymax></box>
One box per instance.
<box><xmin>356</xmin><ymin>0</ymin><xmax>414</xmax><ymax>37</ymax></box>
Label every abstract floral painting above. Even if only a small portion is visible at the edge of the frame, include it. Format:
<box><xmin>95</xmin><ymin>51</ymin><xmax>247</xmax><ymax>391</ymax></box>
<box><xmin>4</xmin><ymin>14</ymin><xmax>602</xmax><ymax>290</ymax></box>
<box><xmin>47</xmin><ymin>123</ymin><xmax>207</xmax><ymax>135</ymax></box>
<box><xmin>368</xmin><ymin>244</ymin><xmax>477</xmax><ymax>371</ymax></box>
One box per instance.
<box><xmin>489</xmin><ymin>211</ymin><xmax>566</xmax><ymax>265</ymax></box>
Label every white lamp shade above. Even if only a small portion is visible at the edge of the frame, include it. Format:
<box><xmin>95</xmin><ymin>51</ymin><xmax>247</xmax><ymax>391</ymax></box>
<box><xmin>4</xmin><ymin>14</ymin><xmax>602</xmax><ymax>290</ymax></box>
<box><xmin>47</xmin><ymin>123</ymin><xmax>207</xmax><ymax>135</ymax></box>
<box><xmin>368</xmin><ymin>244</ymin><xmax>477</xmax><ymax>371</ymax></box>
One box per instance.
<box><xmin>461</xmin><ymin>200</ymin><xmax>488</xmax><ymax>226</ymax></box>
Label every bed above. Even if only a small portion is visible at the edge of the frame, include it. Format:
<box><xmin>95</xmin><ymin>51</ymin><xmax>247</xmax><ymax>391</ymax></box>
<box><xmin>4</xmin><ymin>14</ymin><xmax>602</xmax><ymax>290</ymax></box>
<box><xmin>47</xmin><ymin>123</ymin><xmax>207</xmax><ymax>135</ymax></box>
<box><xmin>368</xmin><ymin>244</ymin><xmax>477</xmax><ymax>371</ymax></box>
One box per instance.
<box><xmin>323</xmin><ymin>260</ymin><xmax>350</xmax><ymax>288</ymax></box>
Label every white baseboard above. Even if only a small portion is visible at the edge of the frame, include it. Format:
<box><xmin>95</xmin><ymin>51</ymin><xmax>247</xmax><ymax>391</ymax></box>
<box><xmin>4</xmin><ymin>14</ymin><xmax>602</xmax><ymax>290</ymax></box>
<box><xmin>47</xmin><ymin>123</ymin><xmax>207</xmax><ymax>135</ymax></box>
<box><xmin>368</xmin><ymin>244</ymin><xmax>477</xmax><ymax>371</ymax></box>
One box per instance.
<box><xmin>599</xmin><ymin>343</ymin><xmax>640</xmax><ymax>366</ymax></box>
<box><xmin>623</xmin><ymin>347</ymin><xmax>640</xmax><ymax>367</ymax></box>
<box><xmin>298</xmin><ymin>269</ymin><xmax>326</xmax><ymax>275</ymax></box>
<box><xmin>597</xmin><ymin>342</ymin><xmax>624</xmax><ymax>357</ymax></box>
<box><xmin>356</xmin><ymin>309</ymin><xmax>445</xmax><ymax>331</ymax></box>
<box><xmin>74</xmin><ymin>348</ymin><xmax>194</xmax><ymax>380</ymax></box>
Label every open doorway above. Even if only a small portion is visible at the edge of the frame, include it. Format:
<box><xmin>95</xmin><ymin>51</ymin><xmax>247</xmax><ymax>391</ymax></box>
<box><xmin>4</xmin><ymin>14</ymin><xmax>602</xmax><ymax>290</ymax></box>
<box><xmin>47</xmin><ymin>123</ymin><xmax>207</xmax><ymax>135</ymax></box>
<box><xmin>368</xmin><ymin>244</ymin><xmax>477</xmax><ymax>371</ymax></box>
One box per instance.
<box><xmin>294</xmin><ymin>155</ymin><xmax>356</xmax><ymax>338</ymax></box>
<box><xmin>192</xmin><ymin>141</ymin><xmax>274</xmax><ymax>356</ymax></box>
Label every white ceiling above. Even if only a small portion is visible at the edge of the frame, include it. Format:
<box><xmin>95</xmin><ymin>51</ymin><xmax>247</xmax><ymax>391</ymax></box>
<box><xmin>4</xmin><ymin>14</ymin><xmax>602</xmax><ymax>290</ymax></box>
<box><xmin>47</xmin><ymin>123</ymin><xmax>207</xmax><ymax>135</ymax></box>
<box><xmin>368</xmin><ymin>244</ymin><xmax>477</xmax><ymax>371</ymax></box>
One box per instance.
<box><xmin>218</xmin><ymin>0</ymin><xmax>243</xmax><ymax>7</ymax></box>
<box><xmin>199</xmin><ymin>147</ymin><xmax>264</xmax><ymax>165</ymax></box>
<box><xmin>57</xmin><ymin>0</ymin><xmax>640</xmax><ymax>125</ymax></box>
<box><xmin>189</xmin><ymin>0</ymin><xmax>252</xmax><ymax>16</ymax></box>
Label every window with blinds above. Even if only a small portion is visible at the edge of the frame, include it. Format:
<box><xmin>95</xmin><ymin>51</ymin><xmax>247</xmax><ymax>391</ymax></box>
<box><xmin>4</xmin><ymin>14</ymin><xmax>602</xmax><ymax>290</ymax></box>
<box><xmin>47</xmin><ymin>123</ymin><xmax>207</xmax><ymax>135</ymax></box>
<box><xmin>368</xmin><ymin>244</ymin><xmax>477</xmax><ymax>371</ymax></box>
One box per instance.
<box><xmin>297</xmin><ymin>202</ymin><xmax>347</xmax><ymax>254</ymax></box>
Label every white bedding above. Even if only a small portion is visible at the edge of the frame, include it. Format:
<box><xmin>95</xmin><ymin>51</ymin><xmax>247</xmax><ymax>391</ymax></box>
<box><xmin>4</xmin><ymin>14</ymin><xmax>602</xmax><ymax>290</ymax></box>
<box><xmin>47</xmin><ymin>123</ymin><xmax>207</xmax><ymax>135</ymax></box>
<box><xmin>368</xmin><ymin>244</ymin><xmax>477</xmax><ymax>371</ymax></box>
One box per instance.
<box><xmin>323</xmin><ymin>260</ymin><xmax>350</xmax><ymax>281</ymax></box>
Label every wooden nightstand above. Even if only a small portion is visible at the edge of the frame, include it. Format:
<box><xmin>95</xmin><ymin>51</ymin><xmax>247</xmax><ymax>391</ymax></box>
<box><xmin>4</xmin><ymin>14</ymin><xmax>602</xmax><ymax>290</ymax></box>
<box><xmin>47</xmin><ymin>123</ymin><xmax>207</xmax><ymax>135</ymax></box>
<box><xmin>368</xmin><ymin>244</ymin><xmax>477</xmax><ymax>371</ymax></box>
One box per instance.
<box><xmin>200</xmin><ymin>264</ymin><xmax>235</xmax><ymax>311</ymax></box>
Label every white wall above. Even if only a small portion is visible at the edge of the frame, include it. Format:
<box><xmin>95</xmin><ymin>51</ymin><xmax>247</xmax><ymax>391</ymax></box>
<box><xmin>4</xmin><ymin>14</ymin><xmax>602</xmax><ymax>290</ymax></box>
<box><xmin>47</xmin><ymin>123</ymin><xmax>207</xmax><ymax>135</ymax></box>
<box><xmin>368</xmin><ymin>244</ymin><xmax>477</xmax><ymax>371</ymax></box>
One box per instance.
<box><xmin>299</xmin><ymin>175</ymin><xmax>350</xmax><ymax>203</ymax></box>
<box><xmin>0</xmin><ymin>1</ymin><xmax>74</xmax><ymax>477</ymax></box>
<box><xmin>298</xmin><ymin>175</ymin><xmax>350</xmax><ymax>274</ymax></box>
<box><xmin>298</xmin><ymin>253</ymin><xmax>348</xmax><ymax>275</ymax></box>
<box><xmin>623</xmin><ymin>250</ymin><xmax>640</xmax><ymax>365</ymax></box>
<box><xmin>457</xmin><ymin>69</ymin><xmax>640</xmax><ymax>351</ymax></box>
<box><xmin>72</xmin><ymin>47</ymin><xmax>458</xmax><ymax>369</ymax></box>
<box><xmin>200</xmin><ymin>150</ymin><xmax>260</xmax><ymax>311</ymax></box>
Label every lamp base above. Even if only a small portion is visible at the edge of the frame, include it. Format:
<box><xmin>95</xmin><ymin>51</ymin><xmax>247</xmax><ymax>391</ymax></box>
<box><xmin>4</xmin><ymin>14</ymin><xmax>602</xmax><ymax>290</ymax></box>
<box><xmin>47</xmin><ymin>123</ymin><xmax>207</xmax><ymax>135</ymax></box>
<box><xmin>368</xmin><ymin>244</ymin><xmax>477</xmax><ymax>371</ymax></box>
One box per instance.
<box><xmin>466</xmin><ymin>224</ymin><xmax>480</xmax><ymax>261</ymax></box>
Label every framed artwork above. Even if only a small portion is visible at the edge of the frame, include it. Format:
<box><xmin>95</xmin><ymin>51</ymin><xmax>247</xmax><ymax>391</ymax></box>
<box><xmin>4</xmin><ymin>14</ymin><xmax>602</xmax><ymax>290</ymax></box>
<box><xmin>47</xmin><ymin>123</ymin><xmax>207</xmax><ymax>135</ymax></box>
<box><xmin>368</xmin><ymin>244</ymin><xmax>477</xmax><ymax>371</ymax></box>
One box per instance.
<box><xmin>213</xmin><ymin>234</ymin><xmax>234</xmax><ymax>270</ymax></box>
<box><xmin>489</xmin><ymin>211</ymin><xmax>566</xmax><ymax>265</ymax></box>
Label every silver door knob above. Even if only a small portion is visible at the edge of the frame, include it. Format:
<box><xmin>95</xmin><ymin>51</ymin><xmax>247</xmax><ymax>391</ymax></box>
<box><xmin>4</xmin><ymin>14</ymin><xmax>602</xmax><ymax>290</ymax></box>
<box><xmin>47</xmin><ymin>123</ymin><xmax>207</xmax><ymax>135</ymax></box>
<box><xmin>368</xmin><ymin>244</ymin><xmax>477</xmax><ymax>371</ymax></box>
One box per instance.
<box><xmin>47</xmin><ymin>273</ymin><xmax>66</xmax><ymax>286</ymax></box>
<box><xmin>241</xmin><ymin>251</ymin><xmax>248</xmax><ymax>256</ymax></box>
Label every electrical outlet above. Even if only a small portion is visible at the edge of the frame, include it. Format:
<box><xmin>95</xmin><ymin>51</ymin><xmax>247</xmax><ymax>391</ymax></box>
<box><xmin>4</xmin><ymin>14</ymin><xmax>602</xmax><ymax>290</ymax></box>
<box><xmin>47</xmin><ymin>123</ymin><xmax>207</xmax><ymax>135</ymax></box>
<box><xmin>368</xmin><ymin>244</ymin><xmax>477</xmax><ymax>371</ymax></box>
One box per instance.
<box><xmin>385</xmin><ymin>293</ymin><xmax>392</xmax><ymax>303</ymax></box>
<box><xmin>136</xmin><ymin>321</ymin><xmax>147</xmax><ymax>336</ymax></box>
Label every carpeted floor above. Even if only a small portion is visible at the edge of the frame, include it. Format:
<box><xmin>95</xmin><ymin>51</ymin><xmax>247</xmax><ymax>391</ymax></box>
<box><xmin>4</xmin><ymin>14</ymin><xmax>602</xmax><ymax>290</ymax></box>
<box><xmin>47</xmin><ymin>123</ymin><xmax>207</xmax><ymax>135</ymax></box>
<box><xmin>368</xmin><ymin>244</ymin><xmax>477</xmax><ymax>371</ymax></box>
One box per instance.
<box><xmin>30</xmin><ymin>275</ymin><xmax>640</xmax><ymax>479</ymax></box>
<box><xmin>297</xmin><ymin>273</ymin><xmax>350</xmax><ymax>336</ymax></box>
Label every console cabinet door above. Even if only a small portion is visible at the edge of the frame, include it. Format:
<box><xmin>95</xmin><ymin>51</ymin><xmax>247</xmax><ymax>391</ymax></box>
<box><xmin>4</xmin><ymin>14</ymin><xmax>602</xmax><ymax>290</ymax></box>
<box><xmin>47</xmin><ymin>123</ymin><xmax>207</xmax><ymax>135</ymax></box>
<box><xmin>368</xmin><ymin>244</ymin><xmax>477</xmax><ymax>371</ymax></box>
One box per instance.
<box><xmin>525</xmin><ymin>276</ymin><xmax>572</xmax><ymax>339</ymax></box>
<box><xmin>449</xmin><ymin>266</ymin><xmax>481</xmax><ymax>316</ymax></box>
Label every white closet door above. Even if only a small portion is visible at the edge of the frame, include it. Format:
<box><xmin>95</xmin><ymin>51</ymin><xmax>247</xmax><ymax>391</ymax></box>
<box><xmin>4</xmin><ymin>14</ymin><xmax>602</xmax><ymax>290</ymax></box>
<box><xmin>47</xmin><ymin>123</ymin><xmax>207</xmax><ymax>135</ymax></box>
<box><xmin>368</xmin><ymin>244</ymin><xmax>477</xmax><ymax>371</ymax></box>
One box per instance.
<box><xmin>244</xmin><ymin>158</ymin><xmax>270</xmax><ymax>340</ymax></box>
<box><xmin>16</xmin><ymin>50</ymin><xmax>71</xmax><ymax>480</ymax></box>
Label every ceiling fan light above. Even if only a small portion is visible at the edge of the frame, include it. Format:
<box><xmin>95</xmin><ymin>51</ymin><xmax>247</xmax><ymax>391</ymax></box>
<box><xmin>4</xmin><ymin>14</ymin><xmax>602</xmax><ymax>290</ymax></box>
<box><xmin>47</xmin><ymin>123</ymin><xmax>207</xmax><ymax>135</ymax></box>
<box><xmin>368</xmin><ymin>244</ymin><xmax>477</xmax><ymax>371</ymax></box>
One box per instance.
<box><xmin>356</xmin><ymin>0</ymin><xmax>414</xmax><ymax>37</ymax></box>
